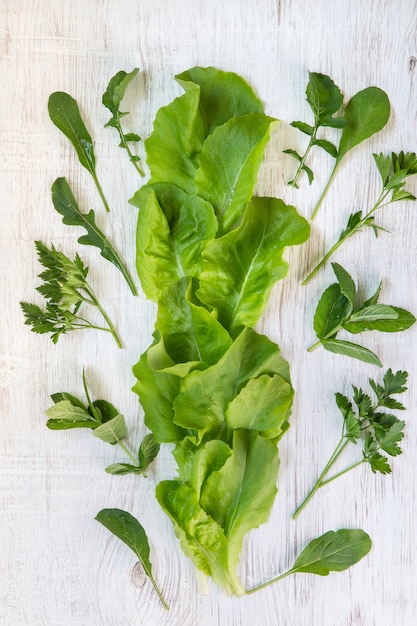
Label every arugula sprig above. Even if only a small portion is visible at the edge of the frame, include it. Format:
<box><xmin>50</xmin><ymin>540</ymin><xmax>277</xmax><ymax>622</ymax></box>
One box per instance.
<box><xmin>284</xmin><ymin>72</ymin><xmax>346</xmax><ymax>188</ymax></box>
<box><xmin>46</xmin><ymin>370</ymin><xmax>160</xmax><ymax>475</ymax></box>
<box><xmin>48</xmin><ymin>92</ymin><xmax>111</xmax><ymax>213</ymax></box>
<box><xmin>308</xmin><ymin>263</ymin><xmax>416</xmax><ymax>366</ymax></box>
<box><xmin>51</xmin><ymin>177</ymin><xmax>138</xmax><ymax>295</ymax></box>
<box><xmin>102</xmin><ymin>67</ymin><xmax>145</xmax><ymax>176</ymax></box>
<box><xmin>20</xmin><ymin>241</ymin><xmax>122</xmax><ymax>347</ymax></box>
<box><xmin>310</xmin><ymin>86</ymin><xmax>390</xmax><ymax>219</ymax></box>
<box><xmin>302</xmin><ymin>151</ymin><xmax>417</xmax><ymax>284</ymax></box>
<box><xmin>292</xmin><ymin>369</ymin><xmax>407</xmax><ymax>519</ymax></box>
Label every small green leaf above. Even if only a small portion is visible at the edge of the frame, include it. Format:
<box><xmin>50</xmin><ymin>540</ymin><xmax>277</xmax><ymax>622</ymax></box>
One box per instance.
<box><xmin>305</xmin><ymin>72</ymin><xmax>344</xmax><ymax>125</ymax></box>
<box><xmin>376</xmin><ymin>420</ymin><xmax>405</xmax><ymax>457</ymax></box>
<box><xmin>332</xmin><ymin>263</ymin><xmax>356</xmax><ymax>309</ymax></box>
<box><xmin>336</xmin><ymin>87</ymin><xmax>390</xmax><ymax>163</ymax></box>
<box><xmin>93</xmin><ymin>414</ymin><xmax>127</xmax><ymax>444</ymax></box>
<box><xmin>96</xmin><ymin>508</ymin><xmax>169</xmax><ymax>610</ymax></box>
<box><xmin>45</xmin><ymin>399</ymin><xmax>97</xmax><ymax>430</ymax></box>
<box><xmin>289</xmin><ymin>529</ymin><xmax>372</xmax><ymax>576</ymax></box>
<box><xmin>312</xmin><ymin>138</ymin><xmax>338</xmax><ymax>157</ymax></box>
<box><xmin>138</xmin><ymin>433</ymin><xmax>160</xmax><ymax>472</ymax></box>
<box><xmin>105</xmin><ymin>463</ymin><xmax>143</xmax><ymax>475</ymax></box>
<box><xmin>283</xmin><ymin>148</ymin><xmax>303</xmax><ymax>163</ymax></box>
<box><xmin>368</xmin><ymin>451</ymin><xmax>391</xmax><ymax>474</ymax></box>
<box><xmin>102</xmin><ymin>68</ymin><xmax>139</xmax><ymax>116</ymax></box>
<box><xmin>322</xmin><ymin>339</ymin><xmax>382</xmax><ymax>366</ymax></box>
<box><xmin>290</xmin><ymin>120</ymin><xmax>314</xmax><ymax>135</ymax></box>
<box><xmin>345</xmin><ymin>307</ymin><xmax>415</xmax><ymax>334</ymax></box>
<box><xmin>313</xmin><ymin>283</ymin><xmax>349</xmax><ymax>340</ymax></box>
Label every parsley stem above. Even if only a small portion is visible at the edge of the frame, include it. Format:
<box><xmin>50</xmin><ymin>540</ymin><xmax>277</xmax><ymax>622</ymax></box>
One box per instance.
<box><xmin>292</xmin><ymin>436</ymin><xmax>349</xmax><ymax>519</ymax></box>
<box><xmin>319</xmin><ymin>458</ymin><xmax>366</xmax><ymax>486</ymax></box>
<box><xmin>83</xmin><ymin>285</ymin><xmax>123</xmax><ymax>348</ymax></box>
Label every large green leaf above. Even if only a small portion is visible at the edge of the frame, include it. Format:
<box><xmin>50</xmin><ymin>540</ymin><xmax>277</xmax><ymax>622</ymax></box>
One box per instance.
<box><xmin>172</xmin><ymin>328</ymin><xmax>292</xmax><ymax>442</ymax></box>
<box><xmin>194</xmin><ymin>114</ymin><xmax>277</xmax><ymax>233</ymax></box>
<box><xmin>226</xmin><ymin>373</ymin><xmax>292</xmax><ymax>439</ymax></box>
<box><xmin>145</xmin><ymin>86</ymin><xmax>204</xmax><ymax>192</ymax></box>
<box><xmin>155</xmin><ymin>277</ymin><xmax>232</xmax><ymax>366</ymax></box>
<box><xmin>175</xmin><ymin>66</ymin><xmax>264</xmax><ymax>136</ymax></box>
<box><xmin>156</xmin><ymin>480</ymin><xmax>244</xmax><ymax>596</ymax></box>
<box><xmin>132</xmin><ymin>338</ymin><xmax>188</xmax><ymax>443</ymax></box>
<box><xmin>132</xmin><ymin>184</ymin><xmax>217</xmax><ymax>301</ymax></box>
<box><xmin>197</xmin><ymin>197</ymin><xmax>310</xmax><ymax>336</ymax></box>
<box><xmin>200</xmin><ymin>430</ymin><xmax>280</xmax><ymax>577</ymax></box>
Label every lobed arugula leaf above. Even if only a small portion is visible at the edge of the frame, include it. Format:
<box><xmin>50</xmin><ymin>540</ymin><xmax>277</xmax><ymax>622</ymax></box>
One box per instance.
<box><xmin>51</xmin><ymin>177</ymin><xmax>138</xmax><ymax>295</ymax></box>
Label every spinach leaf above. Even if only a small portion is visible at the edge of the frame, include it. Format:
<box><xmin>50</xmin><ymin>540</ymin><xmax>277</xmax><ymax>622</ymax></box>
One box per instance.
<box><xmin>48</xmin><ymin>91</ymin><xmax>111</xmax><ymax>212</ymax></box>
<box><xmin>96</xmin><ymin>509</ymin><xmax>169</xmax><ymax>610</ymax></box>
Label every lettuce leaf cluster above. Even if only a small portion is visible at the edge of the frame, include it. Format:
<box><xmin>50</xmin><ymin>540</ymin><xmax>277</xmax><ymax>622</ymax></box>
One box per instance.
<box><xmin>131</xmin><ymin>67</ymin><xmax>310</xmax><ymax>595</ymax></box>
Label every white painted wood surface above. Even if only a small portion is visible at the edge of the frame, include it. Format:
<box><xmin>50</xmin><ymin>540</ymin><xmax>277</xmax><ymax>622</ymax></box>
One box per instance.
<box><xmin>1</xmin><ymin>1</ymin><xmax>417</xmax><ymax>624</ymax></box>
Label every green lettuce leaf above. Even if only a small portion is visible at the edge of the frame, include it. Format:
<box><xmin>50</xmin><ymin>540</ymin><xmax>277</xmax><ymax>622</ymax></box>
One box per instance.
<box><xmin>194</xmin><ymin>114</ymin><xmax>277</xmax><ymax>233</ymax></box>
<box><xmin>197</xmin><ymin>197</ymin><xmax>310</xmax><ymax>336</ymax></box>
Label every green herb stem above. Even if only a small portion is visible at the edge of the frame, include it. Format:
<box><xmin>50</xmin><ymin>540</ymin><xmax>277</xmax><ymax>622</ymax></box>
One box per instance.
<box><xmin>310</xmin><ymin>162</ymin><xmax>339</xmax><ymax>220</ymax></box>
<box><xmin>288</xmin><ymin>126</ymin><xmax>318</xmax><ymax>188</ymax></box>
<box><xmin>292</xmin><ymin>436</ymin><xmax>349</xmax><ymax>519</ymax></box>
<box><xmin>90</xmin><ymin>170</ymin><xmax>111</xmax><ymax>213</ymax></box>
<box><xmin>319</xmin><ymin>458</ymin><xmax>366</xmax><ymax>486</ymax></box>
<box><xmin>83</xmin><ymin>286</ymin><xmax>122</xmax><ymax>348</ymax></box>
<box><xmin>302</xmin><ymin>237</ymin><xmax>345</xmax><ymax>285</ymax></box>
<box><xmin>115</xmin><ymin>117</ymin><xmax>145</xmax><ymax>177</ymax></box>
<box><xmin>116</xmin><ymin>438</ymin><xmax>139</xmax><ymax>466</ymax></box>
<box><xmin>245</xmin><ymin>568</ymin><xmax>294</xmax><ymax>595</ymax></box>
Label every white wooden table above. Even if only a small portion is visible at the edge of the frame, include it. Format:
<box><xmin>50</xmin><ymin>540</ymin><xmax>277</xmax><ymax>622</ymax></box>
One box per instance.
<box><xmin>1</xmin><ymin>1</ymin><xmax>417</xmax><ymax>624</ymax></box>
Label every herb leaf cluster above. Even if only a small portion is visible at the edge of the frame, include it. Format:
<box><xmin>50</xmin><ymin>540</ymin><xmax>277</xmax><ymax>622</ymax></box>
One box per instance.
<box><xmin>309</xmin><ymin>262</ymin><xmax>415</xmax><ymax>365</ymax></box>
<box><xmin>20</xmin><ymin>241</ymin><xmax>122</xmax><ymax>347</ymax></box>
<box><xmin>293</xmin><ymin>369</ymin><xmax>407</xmax><ymax>518</ymax></box>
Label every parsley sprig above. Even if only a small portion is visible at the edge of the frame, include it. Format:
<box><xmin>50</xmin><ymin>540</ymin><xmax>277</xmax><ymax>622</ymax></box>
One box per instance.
<box><xmin>292</xmin><ymin>369</ymin><xmax>408</xmax><ymax>519</ymax></box>
<box><xmin>302</xmin><ymin>151</ymin><xmax>417</xmax><ymax>284</ymax></box>
<box><xmin>20</xmin><ymin>241</ymin><xmax>122</xmax><ymax>347</ymax></box>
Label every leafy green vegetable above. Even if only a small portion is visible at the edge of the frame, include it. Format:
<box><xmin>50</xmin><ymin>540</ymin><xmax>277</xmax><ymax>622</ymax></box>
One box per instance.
<box><xmin>48</xmin><ymin>91</ymin><xmax>111</xmax><ymax>212</ymax></box>
<box><xmin>95</xmin><ymin>508</ymin><xmax>169</xmax><ymax>610</ymax></box>
<box><xmin>285</xmin><ymin>72</ymin><xmax>346</xmax><ymax>187</ymax></box>
<box><xmin>51</xmin><ymin>177</ymin><xmax>138</xmax><ymax>295</ymax></box>
<box><xmin>20</xmin><ymin>241</ymin><xmax>122</xmax><ymax>347</ymax></box>
<box><xmin>310</xmin><ymin>86</ymin><xmax>390</xmax><ymax>219</ymax></box>
<box><xmin>308</xmin><ymin>263</ymin><xmax>415</xmax><ymax>365</ymax></box>
<box><xmin>46</xmin><ymin>372</ymin><xmax>160</xmax><ymax>476</ymax></box>
<box><xmin>302</xmin><ymin>151</ymin><xmax>417</xmax><ymax>283</ymax></box>
<box><xmin>102</xmin><ymin>67</ymin><xmax>144</xmax><ymax>176</ymax></box>
<box><xmin>247</xmin><ymin>529</ymin><xmax>371</xmax><ymax>592</ymax></box>
<box><xmin>292</xmin><ymin>369</ymin><xmax>407</xmax><ymax>518</ymax></box>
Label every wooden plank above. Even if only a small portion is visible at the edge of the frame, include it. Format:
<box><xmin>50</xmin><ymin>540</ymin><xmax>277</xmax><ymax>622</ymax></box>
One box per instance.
<box><xmin>1</xmin><ymin>0</ymin><xmax>416</xmax><ymax>624</ymax></box>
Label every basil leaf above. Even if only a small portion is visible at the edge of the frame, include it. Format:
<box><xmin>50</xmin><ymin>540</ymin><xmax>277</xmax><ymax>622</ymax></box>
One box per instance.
<box><xmin>322</xmin><ymin>339</ymin><xmax>382</xmax><ymax>366</ymax></box>
<box><xmin>95</xmin><ymin>508</ymin><xmax>169</xmax><ymax>610</ymax></box>
<box><xmin>138</xmin><ymin>433</ymin><xmax>160</xmax><ymax>472</ymax></box>
<box><xmin>344</xmin><ymin>307</ymin><xmax>415</xmax><ymax>333</ymax></box>
<box><xmin>313</xmin><ymin>283</ymin><xmax>349</xmax><ymax>340</ymax></box>
<box><xmin>105</xmin><ymin>463</ymin><xmax>143</xmax><ymax>475</ymax></box>
<box><xmin>289</xmin><ymin>529</ymin><xmax>372</xmax><ymax>576</ymax></box>
<box><xmin>331</xmin><ymin>262</ymin><xmax>356</xmax><ymax>309</ymax></box>
<box><xmin>93</xmin><ymin>414</ymin><xmax>127</xmax><ymax>444</ymax></box>
<box><xmin>91</xmin><ymin>399</ymin><xmax>119</xmax><ymax>423</ymax></box>
<box><xmin>45</xmin><ymin>399</ymin><xmax>97</xmax><ymax>430</ymax></box>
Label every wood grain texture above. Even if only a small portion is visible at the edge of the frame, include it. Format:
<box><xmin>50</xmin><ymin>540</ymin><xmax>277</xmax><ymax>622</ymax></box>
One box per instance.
<box><xmin>1</xmin><ymin>0</ymin><xmax>417</xmax><ymax>624</ymax></box>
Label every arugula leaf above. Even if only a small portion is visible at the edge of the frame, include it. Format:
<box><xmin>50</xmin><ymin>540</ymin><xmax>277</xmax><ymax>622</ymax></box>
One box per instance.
<box><xmin>308</xmin><ymin>263</ymin><xmax>415</xmax><ymax>364</ymax></box>
<box><xmin>20</xmin><ymin>241</ymin><xmax>122</xmax><ymax>347</ymax></box>
<box><xmin>310</xmin><ymin>86</ymin><xmax>390</xmax><ymax>219</ymax></box>
<box><xmin>285</xmin><ymin>72</ymin><xmax>345</xmax><ymax>187</ymax></box>
<box><xmin>95</xmin><ymin>509</ymin><xmax>169</xmax><ymax>610</ymax></box>
<box><xmin>293</xmin><ymin>369</ymin><xmax>408</xmax><ymax>518</ymax></box>
<box><xmin>102</xmin><ymin>67</ymin><xmax>144</xmax><ymax>176</ymax></box>
<box><xmin>247</xmin><ymin>529</ymin><xmax>371</xmax><ymax>593</ymax></box>
<box><xmin>48</xmin><ymin>91</ymin><xmax>111</xmax><ymax>212</ymax></box>
<box><xmin>51</xmin><ymin>177</ymin><xmax>137</xmax><ymax>295</ymax></box>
